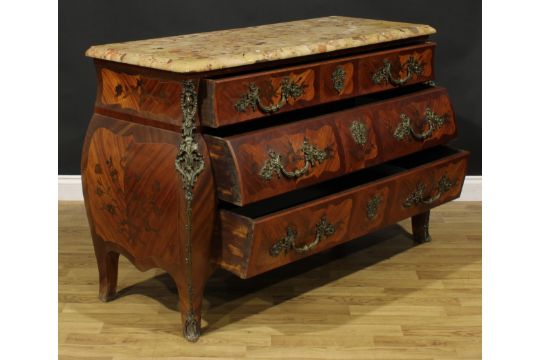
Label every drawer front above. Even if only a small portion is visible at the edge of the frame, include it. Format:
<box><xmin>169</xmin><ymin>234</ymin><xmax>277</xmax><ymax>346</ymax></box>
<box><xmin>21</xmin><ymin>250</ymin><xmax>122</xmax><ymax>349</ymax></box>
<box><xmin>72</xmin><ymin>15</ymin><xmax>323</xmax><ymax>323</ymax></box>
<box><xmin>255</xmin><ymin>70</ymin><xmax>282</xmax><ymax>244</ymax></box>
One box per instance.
<box><xmin>206</xmin><ymin>87</ymin><xmax>455</xmax><ymax>206</ymax></box>
<box><xmin>96</xmin><ymin>66</ymin><xmax>185</xmax><ymax>127</ymax></box>
<box><xmin>216</xmin><ymin>148</ymin><xmax>468</xmax><ymax>278</ymax></box>
<box><xmin>358</xmin><ymin>42</ymin><xmax>434</xmax><ymax>95</ymax></box>
<box><xmin>201</xmin><ymin>43</ymin><xmax>435</xmax><ymax>127</ymax></box>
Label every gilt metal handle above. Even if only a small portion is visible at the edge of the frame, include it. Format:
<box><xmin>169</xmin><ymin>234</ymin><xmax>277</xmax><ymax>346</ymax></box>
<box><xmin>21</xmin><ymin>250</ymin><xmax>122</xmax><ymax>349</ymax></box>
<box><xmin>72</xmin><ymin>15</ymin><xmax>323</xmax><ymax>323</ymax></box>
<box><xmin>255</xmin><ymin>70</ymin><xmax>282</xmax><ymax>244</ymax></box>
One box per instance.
<box><xmin>269</xmin><ymin>216</ymin><xmax>335</xmax><ymax>256</ymax></box>
<box><xmin>394</xmin><ymin>108</ymin><xmax>446</xmax><ymax>141</ymax></box>
<box><xmin>372</xmin><ymin>56</ymin><xmax>424</xmax><ymax>86</ymax></box>
<box><xmin>259</xmin><ymin>139</ymin><xmax>327</xmax><ymax>181</ymax></box>
<box><xmin>235</xmin><ymin>77</ymin><xmax>304</xmax><ymax>113</ymax></box>
<box><xmin>404</xmin><ymin>174</ymin><xmax>454</xmax><ymax>208</ymax></box>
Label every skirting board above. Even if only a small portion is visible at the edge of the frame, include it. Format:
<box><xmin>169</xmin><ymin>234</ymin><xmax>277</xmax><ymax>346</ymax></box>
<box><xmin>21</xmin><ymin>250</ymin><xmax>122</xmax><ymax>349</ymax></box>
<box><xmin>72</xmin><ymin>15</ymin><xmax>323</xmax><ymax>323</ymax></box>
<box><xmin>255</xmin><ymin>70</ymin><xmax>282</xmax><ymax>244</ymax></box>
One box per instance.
<box><xmin>58</xmin><ymin>175</ymin><xmax>482</xmax><ymax>202</ymax></box>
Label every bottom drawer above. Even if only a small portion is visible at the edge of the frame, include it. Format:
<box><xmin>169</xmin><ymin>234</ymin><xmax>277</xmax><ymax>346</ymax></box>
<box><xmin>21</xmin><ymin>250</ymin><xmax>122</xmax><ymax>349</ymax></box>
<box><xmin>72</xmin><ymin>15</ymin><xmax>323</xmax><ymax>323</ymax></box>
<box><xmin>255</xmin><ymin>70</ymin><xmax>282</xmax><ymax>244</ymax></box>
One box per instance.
<box><xmin>215</xmin><ymin>146</ymin><xmax>468</xmax><ymax>278</ymax></box>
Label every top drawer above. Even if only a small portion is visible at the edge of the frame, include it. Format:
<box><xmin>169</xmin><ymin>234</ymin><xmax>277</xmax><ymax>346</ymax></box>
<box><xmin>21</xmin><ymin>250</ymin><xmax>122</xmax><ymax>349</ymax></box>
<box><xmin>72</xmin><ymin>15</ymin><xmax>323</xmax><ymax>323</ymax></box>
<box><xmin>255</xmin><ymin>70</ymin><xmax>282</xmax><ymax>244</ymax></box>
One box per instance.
<box><xmin>201</xmin><ymin>42</ymin><xmax>435</xmax><ymax>127</ymax></box>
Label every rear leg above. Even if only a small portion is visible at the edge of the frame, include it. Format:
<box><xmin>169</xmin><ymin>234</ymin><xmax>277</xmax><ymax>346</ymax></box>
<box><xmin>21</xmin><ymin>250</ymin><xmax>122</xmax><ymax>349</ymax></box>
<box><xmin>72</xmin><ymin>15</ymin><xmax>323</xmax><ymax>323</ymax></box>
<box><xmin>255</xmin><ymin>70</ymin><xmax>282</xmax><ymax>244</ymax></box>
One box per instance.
<box><xmin>93</xmin><ymin>237</ymin><xmax>120</xmax><ymax>302</ymax></box>
<box><xmin>411</xmin><ymin>210</ymin><xmax>432</xmax><ymax>244</ymax></box>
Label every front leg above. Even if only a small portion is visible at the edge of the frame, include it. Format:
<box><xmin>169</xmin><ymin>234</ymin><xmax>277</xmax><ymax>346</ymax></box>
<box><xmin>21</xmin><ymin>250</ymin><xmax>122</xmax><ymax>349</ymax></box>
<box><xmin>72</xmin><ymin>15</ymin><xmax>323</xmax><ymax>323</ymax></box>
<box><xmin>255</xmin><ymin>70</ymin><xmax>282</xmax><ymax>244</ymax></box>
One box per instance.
<box><xmin>174</xmin><ymin>193</ymin><xmax>214</xmax><ymax>342</ymax></box>
<box><xmin>411</xmin><ymin>210</ymin><xmax>432</xmax><ymax>243</ymax></box>
<box><xmin>173</xmin><ymin>267</ymin><xmax>210</xmax><ymax>342</ymax></box>
<box><xmin>175</xmin><ymin>79</ymin><xmax>216</xmax><ymax>342</ymax></box>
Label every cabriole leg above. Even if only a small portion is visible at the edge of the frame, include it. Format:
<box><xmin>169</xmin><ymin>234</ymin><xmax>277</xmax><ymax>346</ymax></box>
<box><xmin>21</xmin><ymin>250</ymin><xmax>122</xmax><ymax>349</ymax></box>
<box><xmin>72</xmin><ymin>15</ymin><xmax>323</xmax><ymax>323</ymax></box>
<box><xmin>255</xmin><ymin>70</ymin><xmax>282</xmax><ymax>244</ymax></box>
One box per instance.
<box><xmin>92</xmin><ymin>236</ymin><xmax>119</xmax><ymax>302</ymax></box>
<box><xmin>173</xmin><ymin>272</ymin><xmax>208</xmax><ymax>342</ymax></box>
<box><xmin>412</xmin><ymin>210</ymin><xmax>432</xmax><ymax>243</ymax></box>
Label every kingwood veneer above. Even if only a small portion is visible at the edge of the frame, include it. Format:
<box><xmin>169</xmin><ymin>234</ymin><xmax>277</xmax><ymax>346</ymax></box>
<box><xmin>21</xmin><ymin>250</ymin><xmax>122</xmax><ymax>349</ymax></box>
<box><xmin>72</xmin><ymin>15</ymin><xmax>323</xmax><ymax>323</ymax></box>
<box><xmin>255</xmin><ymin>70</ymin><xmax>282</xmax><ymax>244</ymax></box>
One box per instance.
<box><xmin>82</xmin><ymin>16</ymin><xmax>468</xmax><ymax>342</ymax></box>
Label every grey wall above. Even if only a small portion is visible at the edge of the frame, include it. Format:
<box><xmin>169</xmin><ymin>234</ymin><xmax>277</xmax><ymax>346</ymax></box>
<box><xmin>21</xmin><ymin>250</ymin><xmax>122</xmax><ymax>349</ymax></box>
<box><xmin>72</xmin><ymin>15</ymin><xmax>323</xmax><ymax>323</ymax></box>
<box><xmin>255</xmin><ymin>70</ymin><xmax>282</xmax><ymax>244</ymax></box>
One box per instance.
<box><xmin>59</xmin><ymin>0</ymin><xmax>481</xmax><ymax>175</ymax></box>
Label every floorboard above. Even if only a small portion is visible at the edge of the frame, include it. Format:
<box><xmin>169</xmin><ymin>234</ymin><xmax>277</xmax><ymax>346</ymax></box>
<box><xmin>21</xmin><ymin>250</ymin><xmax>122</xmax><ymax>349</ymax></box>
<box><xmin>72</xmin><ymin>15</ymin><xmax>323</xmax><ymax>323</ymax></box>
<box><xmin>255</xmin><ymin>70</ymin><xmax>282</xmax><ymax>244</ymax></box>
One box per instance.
<box><xmin>59</xmin><ymin>201</ymin><xmax>481</xmax><ymax>360</ymax></box>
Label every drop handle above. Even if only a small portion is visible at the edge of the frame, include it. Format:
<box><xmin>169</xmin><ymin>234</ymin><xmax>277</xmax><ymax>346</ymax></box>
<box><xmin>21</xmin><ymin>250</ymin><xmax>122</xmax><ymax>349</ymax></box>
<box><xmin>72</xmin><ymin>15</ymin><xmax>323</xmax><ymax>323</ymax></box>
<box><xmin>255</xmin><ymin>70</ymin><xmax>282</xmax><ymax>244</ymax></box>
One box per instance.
<box><xmin>372</xmin><ymin>56</ymin><xmax>424</xmax><ymax>86</ymax></box>
<box><xmin>259</xmin><ymin>139</ymin><xmax>328</xmax><ymax>181</ymax></box>
<box><xmin>403</xmin><ymin>175</ymin><xmax>454</xmax><ymax>208</ymax></box>
<box><xmin>269</xmin><ymin>216</ymin><xmax>335</xmax><ymax>256</ymax></box>
<box><xmin>235</xmin><ymin>77</ymin><xmax>304</xmax><ymax>113</ymax></box>
<box><xmin>394</xmin><ymin>107</ymin><xmax>446</xmax><ymax>142</ymax></box>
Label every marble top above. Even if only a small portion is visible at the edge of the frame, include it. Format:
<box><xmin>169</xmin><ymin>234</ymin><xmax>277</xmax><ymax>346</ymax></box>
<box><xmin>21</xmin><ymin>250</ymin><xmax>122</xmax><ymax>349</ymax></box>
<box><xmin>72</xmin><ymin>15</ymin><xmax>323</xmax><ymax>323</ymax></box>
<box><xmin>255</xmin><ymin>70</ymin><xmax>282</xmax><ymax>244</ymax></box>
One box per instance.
<box><xmin>85</xmin><ymin>16</ymin><xmax>436</xmax><ymax>74</ymax></box>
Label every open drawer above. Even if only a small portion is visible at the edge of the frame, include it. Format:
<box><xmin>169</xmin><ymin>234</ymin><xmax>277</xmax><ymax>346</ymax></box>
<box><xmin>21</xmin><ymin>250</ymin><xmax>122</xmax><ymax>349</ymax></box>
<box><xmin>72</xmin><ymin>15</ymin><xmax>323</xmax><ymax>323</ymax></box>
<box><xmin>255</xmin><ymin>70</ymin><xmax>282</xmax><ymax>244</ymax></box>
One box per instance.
<box><xmin>214</xmin><ymin>146</ymin><xmax>468</xmax><ymax>278</ymax></box>
<box><xmin>201</xmin><ymin>42</ymin><xmax>435</xmax><ymax>127</ymax></box>
<box><xmin>205</xmin><ymin>86</ymin><xmax>456</xmax><ymax>206</ymax></box>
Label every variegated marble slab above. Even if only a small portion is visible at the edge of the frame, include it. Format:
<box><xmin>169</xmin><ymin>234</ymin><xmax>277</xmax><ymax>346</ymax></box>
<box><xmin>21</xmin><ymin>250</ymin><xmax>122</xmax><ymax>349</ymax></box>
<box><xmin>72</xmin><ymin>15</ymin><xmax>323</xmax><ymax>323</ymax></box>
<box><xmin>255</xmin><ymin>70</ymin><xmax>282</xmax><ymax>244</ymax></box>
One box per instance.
<box><xmin>86</xmin><ymin>16</ymin><xmax>435</xmax><ymax>73</ymax></box>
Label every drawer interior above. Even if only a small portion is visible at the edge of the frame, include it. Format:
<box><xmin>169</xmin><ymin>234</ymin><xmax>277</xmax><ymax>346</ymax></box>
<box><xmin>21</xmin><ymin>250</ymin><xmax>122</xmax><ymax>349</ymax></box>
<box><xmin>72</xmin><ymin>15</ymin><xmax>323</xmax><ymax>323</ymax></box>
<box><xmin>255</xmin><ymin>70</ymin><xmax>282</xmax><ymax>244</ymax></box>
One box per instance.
<box><xmin>221</xmin><ymin>146</ymin><xmax>463</xmax><ymax>218</ymax></box>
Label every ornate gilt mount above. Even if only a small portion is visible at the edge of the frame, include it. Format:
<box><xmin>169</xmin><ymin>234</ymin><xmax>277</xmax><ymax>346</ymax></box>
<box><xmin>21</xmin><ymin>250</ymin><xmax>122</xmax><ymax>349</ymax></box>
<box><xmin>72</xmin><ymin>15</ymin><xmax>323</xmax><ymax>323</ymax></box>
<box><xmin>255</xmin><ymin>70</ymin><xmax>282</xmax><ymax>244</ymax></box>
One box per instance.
<box><xmin>372</xmin><ymin>56</ymin><xmax>424</xmax><ymax>86</ymax></box>
<box><xmin>269</xmin><ymin>216</ymin><xmax>335</xmax><ymax>257</ymax></box>
<box><xmin>174</xmin><ymin>79</ymin><xmax>205</xmax><ymax>342</ymax></box>
<box><xmin>366</xmin><ymin>195</ymin><xmax>382</xmax><ymax>220</ymax></box>
<box><xmin>235</xmin><ymin>77</ymin><xmax>304</xmax><ymax>113</ymax></box>
<box><xmin>404</xmin><ymin>174</ymin><xmax>454</xmax><ymax>208</ymax></box>
<box><xmin>331</xmin><ymin>65</ymin><xmax>346</xmax><ymax>93</ymax></box>
<box><xmin>259</xmin><ymin>139</ymin><xmax>327</xmax><ymax>181</ymax></box>
<box><xmin>183</xmin><ymin>311</ymin><xmax>199</xmax><ymax>342</ymax></box>
<box><xmin>175</xmin><ymin>80</ymin><xmax>205</xmax><ymax>199</ymax></box>
<box><xmin>350</xmin><ymin>120</ymin><xmax>368</xmax><ymax>146</ymax></box>
<box><xmin>394</xmin><ymin>107</ymin><xmax>446</xmax><ymax>142</ymax></box>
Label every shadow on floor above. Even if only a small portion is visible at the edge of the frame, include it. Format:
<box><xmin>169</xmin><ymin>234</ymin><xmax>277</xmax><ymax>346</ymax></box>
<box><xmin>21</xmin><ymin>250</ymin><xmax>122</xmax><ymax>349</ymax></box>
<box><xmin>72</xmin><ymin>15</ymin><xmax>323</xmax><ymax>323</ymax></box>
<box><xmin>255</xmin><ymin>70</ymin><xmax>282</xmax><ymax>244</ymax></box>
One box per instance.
<box><xmin>113</xmin><ymin>223</ymin><xmax>436</xmax><ymax>335</ymax></box>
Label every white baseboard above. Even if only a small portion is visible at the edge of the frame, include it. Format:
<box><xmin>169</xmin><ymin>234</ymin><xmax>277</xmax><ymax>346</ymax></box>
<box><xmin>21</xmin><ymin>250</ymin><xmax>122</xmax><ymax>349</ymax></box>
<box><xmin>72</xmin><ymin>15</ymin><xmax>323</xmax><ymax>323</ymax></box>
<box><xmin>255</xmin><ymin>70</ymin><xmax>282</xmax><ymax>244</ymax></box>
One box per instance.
<box><xmin>58</xmin><ymin>175</ymin><xmax>482</xmax><ymax>202</ymax></box>
<box><xmin>58</xmin><ymin>175</ymin><xmax>84</xmax><ymax>201</ymax></box>
<box><xmin>458</xmin><ymin>175</ymin><xmax>482</xmax><ymax>201</ymax></box>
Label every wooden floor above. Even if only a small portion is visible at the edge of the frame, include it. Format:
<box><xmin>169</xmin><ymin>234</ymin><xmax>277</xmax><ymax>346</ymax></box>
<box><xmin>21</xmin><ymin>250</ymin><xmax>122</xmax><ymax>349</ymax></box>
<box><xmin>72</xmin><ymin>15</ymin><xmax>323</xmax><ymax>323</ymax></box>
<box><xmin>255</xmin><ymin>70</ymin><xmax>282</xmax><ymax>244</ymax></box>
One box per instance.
<box><xmin>59</xmin><ymin>201</ymin><xmax>481</xmax><ymax>360</ymax></box>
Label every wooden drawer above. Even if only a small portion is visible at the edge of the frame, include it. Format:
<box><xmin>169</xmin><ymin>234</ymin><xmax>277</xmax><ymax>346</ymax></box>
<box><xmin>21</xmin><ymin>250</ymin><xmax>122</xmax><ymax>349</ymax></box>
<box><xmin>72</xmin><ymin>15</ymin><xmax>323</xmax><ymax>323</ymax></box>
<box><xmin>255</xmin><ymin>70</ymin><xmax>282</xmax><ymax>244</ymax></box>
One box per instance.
<box><xmin>215</xmin><ymin>146</ymin><xmax>468</xmax><ymax>279</ymax></box>
<box><xmin>205</xmin><ymin>86</ymin><xmax>455</xmax><ymax>205</ymax></box>
<box><xmin>201</xmin><ymin>43</ymin><xmax>435</xmax><ymax>127</ymax></box>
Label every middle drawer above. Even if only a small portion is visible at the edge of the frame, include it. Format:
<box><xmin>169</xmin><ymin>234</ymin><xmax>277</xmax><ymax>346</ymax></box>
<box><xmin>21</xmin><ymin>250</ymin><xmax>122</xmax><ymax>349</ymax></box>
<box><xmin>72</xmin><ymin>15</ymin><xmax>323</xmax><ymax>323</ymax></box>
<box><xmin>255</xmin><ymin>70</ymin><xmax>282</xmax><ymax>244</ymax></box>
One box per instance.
<box><xmin>205</xmin><ymin>86</ymin><xmax>456</xmax><ymax>206</ymax></box>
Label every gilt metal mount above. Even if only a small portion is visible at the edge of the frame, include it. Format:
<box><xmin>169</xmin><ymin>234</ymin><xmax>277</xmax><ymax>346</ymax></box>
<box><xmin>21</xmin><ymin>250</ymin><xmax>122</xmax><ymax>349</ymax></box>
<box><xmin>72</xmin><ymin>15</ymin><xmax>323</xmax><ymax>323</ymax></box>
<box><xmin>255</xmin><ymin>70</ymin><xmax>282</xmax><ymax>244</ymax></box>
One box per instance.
<box><xmin>259</xmin><ymin>139</ymin><xmax>327</xmax><ymax>181</ymax></box>
<box><xmin>394</xmin><ymin>107</ymin><xmax>446</xmax><ymax>142</ymax></box>
<box><xmin>235</xmin><ymin>77</ymin><xmax>304</xmax><ymax>113</ymax></box>
<box><xmin>269</xmin><ymin>216</ymin><xmax>336</xmax><ymax>256</ymax></box>
<box><xmin>332</xmin><ymin>65</ymin><xmax>346</xmax><ymax>93</ymax></box>
<box><xmin>404</xmin><ymin>174</ymin><xmax>454</xmax><ymax>208</ymax></box>
<box><xmin>366</xmin><ymin>195</ymin><xmax>382</xmax><ymax>220</ymax></box>
<box><xmin>350</xmin><ymin>120</ymin><xmax>368</xmax><ymax>146</ymax></box>
<box><xmin>372</xmin><ymin>56</ymin><xmax>424</xmax><ymax>86</ymax></box>
<box><xmin>174</xmin><ymin>80</ymin><xmax>205</xmax><ymax>342</ymax></box>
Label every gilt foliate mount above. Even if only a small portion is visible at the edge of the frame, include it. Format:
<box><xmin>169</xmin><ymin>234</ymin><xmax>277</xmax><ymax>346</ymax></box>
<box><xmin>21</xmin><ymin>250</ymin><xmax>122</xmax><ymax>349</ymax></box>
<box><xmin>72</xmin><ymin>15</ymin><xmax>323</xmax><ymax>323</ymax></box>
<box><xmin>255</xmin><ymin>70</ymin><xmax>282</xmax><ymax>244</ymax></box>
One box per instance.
<box><xmin>403</xmin><ymin>174</ymin><xmax>454</xmax><ymax>208</ymax></box>
<box><xmin>394</xmin><ymin>107</ymin><xmax>446</xmax><ymax>142</ymax></box>
<box><xmin>269</xmin><ymin>216</ymin><xmax>336</xmax><ymax>257</ymax></box>
<box><xmin>372</xmin><ymin>56</ymin><xmax>424</xmax><ymax>86</ymax></box>
<box><xmin>175</xmin><ymin>79</ymin><xmax>205</xmax><ymax>342</ymax></box>
<box><xmin>235</xmin><ymin>77</ymin><xmax>305</xmax><ymax>114</ymax></box>
<box><xmin>175</xmin><ymin>80</ymin><xmax>205</xmax><ymax>201</ymax></box>
<box><xmin>259</xmin><ymin>139</ymin><xmax>328</xmax><ymax>181</ymax></box>
<box><xmin>350</xmin><ymin>120</ymin><xmax>368</xmax><ymax>146</ymax></box>
<box><xmin>332</xmin><ymin>65</ymin><xmax>346</xmax><ymax>93</ymax></box>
